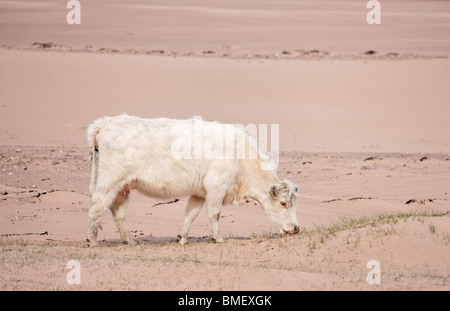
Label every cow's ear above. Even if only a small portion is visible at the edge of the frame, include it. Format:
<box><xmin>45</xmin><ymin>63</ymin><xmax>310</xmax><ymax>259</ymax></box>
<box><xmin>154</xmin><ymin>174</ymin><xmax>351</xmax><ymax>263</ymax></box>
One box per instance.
<box><xmin>270</xmin><ymin>185</ymin><xmax>278</xmax><ymax>198</ymax></box>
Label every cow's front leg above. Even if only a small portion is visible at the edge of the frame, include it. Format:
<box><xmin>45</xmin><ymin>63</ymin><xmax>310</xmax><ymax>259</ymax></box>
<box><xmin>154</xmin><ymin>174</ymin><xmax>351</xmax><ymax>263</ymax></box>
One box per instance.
<box><xmin>208</xmin><ymin>208</ymin><xmax>223</xmax><ymax>243</ymax></box>
<box><xmin>205</xmin><ymin>198</ymin><xmax>224</xmax><ymax>243</ymax></box>
<box><xmin>177</xmin><ymin>195</ymin><xmax>204</xmax><ymax>245</ymax></box>
<box><xmin>203</xmin><ymin>166</ymin><xmax>232</xmax><ymax>244</ymax></box>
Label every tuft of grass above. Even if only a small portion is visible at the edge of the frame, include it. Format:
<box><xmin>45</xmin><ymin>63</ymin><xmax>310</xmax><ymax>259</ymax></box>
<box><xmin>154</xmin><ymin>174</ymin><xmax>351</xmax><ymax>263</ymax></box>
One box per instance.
<box><xmin>291</xmin><ymin>210</ymin><xmax>447</xmax><ymax>253</ymax></box>
<box><xmin>429</xmin><ymin>224</ymin><xmax>436</xmax><ymax>234</ymax></box>
<box><xmin>247</xmin><ymin>210</ymin><xmax>447</xmax><ymax>254</ymax></box>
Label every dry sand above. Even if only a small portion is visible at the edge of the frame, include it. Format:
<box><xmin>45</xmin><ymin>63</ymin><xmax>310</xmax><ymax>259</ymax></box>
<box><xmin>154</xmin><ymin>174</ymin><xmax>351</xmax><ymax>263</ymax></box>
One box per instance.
<box><xmin>0</xmin><ymin>0</ymin><xmax>449</xmax><ymax>291</ymax></box>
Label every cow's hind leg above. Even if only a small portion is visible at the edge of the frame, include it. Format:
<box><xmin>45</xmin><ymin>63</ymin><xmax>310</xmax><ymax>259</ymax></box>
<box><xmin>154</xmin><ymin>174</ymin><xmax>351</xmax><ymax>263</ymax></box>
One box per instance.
<box><xmin>110</xmin><ymin>192</ymin><xmax>135</xmax><ymax>245</ymax></box>
<box><xmin>87</xmin><ymin>190</ymin><xmax>116</xmax><ymax>247</ymax></box>
<box><xmin>177</xmin><ymin>195</ymin><xmax>205</xmax><ymax>245</ymax></box>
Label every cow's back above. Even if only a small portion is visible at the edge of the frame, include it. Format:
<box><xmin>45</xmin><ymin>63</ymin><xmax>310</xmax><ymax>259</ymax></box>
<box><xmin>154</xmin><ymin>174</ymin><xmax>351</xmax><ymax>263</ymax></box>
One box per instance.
<box><xmin>92</xmin><ymin>114</ymin><xmax>241</xmax><ymax>198</ymax></box>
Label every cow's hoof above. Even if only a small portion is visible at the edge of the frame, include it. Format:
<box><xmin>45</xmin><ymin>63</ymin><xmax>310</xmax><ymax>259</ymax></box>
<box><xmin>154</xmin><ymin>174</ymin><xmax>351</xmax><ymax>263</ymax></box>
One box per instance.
<box><xmin>212</xmin><ymin>236</ymin><xmax>224</xmax><ymax>243</ymax></box>
<box><xmin>123</xmin><ymin>239</ymin><xmax>136</xmax><ymax>246</ymax></box>
<box><xmin>177</xmin><ymin>235</ymin><xmax>188</xmax><ymax>245</ymax></box>
<box><xmin>87</xmin><ymin>238</ymin><xmax>98</xmax><ymax>247</ymax></box>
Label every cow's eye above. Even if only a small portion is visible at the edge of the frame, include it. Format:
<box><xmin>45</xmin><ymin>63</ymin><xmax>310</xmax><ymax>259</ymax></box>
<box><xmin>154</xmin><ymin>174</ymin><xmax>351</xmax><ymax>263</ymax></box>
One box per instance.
<box><xmin>280</xmin><ymin>202</ymin><xmax>287</xmax><ymax>208</ymax></box>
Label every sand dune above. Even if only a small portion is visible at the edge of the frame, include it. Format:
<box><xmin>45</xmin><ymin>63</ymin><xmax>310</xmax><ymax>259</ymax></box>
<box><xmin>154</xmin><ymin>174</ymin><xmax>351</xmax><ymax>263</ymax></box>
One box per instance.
<box><xmin>1</xmin><ymin>49</ymin><xmax>449</xmax><ymax>153</ymax></box>
<box><xmin>1</xmin><ymin>0</ymin><xmax>450</xmax><ymax>55</ymax></box>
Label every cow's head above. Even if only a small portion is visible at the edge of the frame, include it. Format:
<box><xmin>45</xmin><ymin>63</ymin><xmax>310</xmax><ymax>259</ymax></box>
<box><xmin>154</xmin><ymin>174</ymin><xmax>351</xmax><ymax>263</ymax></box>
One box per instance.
<box><xmin>262</xmin><ymin>180</ymin><xmax>300</xmax><ymax>235</ymax></box>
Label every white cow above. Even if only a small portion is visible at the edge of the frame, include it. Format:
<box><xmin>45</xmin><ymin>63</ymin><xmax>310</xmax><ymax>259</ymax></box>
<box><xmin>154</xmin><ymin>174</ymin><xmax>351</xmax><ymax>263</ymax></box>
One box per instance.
<box><xmin>86</xmin><ymin>114</ymin><xmax>299</xmax><ymax>246</ymax></box>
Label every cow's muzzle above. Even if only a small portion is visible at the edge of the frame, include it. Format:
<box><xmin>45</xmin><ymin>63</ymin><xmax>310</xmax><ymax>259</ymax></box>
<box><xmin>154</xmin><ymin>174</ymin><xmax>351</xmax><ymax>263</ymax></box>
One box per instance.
<box><xmin>283</xmin><ymin>225</ymin><xmax>300</xmax><ymax>235</ymax></box>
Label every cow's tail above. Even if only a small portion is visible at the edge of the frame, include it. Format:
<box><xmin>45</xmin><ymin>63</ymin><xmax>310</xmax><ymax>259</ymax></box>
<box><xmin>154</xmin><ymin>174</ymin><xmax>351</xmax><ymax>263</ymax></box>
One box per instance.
<box><xmin>87</xmin><ymin>118</ymin><xmax>105</xmax><ymax>197</ymax></box>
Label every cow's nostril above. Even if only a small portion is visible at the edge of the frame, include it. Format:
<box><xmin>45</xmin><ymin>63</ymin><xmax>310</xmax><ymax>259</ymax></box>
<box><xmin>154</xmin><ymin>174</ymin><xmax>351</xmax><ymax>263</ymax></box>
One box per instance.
<box><xmin>284</xmin><ymin>226</ymin><xmax>300</xmax><ymax>235</ymax></box>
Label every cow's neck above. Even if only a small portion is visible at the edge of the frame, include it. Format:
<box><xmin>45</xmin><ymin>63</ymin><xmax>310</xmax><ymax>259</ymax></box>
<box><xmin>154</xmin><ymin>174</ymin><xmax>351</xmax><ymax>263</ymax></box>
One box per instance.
<box><xmin>239</xmin><ymin>158</ymin><xmax>278</xmax><ymax>207</ymax></box>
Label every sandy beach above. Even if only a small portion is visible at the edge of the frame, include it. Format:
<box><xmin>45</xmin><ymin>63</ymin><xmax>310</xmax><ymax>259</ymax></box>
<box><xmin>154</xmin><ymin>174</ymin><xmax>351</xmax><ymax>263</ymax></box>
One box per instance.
<box><xmin>0</xmin><ymin>0</ymin><xmax>449</xmax><ymax>291</ymax></box>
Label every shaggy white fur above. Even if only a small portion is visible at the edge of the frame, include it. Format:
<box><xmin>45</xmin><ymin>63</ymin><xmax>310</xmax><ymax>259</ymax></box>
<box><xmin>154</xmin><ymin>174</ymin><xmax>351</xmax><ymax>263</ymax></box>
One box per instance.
<box><xmin>86</xmin><ymin>114</ymin><xmax>299</xmax><ymax>246</ymax></box>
